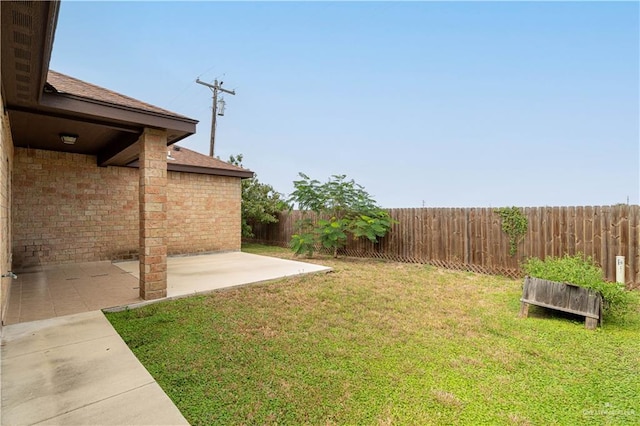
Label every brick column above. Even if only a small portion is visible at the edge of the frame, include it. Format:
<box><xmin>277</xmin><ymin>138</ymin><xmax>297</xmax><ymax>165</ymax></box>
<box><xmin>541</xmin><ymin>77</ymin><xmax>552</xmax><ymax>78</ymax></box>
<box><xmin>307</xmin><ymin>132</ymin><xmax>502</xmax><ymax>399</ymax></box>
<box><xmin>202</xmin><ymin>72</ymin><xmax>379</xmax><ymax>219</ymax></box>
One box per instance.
<box><xmin>139</xmin><ymin>128</ymin><xmax>168</xmax><ymax>299</ymax></box>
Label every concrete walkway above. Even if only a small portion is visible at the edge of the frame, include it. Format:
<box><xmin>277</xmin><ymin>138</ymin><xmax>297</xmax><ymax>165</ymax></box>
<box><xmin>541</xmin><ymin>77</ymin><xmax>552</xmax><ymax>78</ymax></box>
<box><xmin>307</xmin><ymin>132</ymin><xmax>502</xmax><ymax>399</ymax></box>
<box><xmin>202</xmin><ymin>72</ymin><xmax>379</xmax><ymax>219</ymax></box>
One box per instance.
<box><xmin>1</xmin><ymin>311</ymin><xmax>189</xmax><ymax>425</ymax></box>
<box><xmin>1</xmin><ymin>252</ymin><xmax>331</xmax><ymax>426</ymax></box>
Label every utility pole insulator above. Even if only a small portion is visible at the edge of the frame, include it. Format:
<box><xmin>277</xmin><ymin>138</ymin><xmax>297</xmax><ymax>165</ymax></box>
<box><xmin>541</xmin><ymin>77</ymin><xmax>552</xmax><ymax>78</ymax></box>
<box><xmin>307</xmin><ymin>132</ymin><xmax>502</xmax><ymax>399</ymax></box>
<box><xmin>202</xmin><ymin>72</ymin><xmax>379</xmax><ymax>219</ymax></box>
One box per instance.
<box><xmin>196</xmin><ymin>78</ymin><xmax>236</xmax><ymax>157</ymax></box>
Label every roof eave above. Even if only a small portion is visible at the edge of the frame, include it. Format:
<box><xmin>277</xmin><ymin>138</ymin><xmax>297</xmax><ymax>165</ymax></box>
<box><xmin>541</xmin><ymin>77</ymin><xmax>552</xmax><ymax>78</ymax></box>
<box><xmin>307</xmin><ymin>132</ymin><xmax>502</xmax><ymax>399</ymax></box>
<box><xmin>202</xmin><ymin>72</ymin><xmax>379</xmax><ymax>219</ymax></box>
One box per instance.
<box><xmin>40</xmin><ymin>92</ymin><xmax>198</xmax><ymax>133</ymax></box>
<box><xmin>37</xmin><ymin>2</ymin><xmax>60</xmax><ymax>104</ymax></box>
<box><xmin>127</xmin><ymin>161</ymin><xmax>254</xmax><ymax>179</ymax></box>
<box><xmin>168</xmin><ymin>163</ymin><xmax>254</xmax><ymax>178</ymax></box>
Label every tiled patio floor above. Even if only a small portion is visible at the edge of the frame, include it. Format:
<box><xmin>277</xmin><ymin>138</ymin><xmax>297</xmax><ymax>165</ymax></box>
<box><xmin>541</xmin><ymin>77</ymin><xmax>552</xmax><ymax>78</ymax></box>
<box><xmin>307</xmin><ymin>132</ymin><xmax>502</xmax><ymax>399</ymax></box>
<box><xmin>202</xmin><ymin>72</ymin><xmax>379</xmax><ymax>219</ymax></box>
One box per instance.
<box><xmin>4</xmin><ymin>261</ymin><xmax>140</xmax><ymax>325</ymax></box>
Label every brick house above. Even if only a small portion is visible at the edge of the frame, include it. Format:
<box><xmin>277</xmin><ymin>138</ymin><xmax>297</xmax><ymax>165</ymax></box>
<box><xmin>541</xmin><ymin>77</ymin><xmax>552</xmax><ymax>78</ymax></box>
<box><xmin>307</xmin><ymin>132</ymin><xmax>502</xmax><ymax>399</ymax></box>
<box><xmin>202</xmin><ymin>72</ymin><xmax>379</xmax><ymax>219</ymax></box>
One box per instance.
<box><xmin>1</xmin><ymin>1</ymin><xmax>252</xmax><ymax>323</ymax></box>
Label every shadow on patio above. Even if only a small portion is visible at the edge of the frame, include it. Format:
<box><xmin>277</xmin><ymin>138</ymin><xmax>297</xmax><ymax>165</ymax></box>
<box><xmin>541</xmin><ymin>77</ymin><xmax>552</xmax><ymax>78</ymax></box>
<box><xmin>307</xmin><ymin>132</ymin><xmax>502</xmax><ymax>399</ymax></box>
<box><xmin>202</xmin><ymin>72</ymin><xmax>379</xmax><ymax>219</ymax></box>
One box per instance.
<box><xmin>4</xmin><ymin>251</ymin><xmax>331</xmax><ymax>325</ymax></box>
<box><xmin>4</xmin><ymin>262</ymin><xmax>140</xmax><ymax>325</ymax></box>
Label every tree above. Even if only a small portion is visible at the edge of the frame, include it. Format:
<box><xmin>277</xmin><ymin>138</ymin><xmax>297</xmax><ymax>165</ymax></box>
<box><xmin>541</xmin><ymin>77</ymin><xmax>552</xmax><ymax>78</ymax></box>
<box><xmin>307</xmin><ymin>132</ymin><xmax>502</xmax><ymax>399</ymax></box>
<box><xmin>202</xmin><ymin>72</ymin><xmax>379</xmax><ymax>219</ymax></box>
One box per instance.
<box><xmin>288</xmin><ymin>173</ymin><xmax>395</xmax><ymax>257</ymax></box>
<box><xmin>229</xmin><ymin>154</ymin><xmax>288</xmax><ymax>238</ymax></box>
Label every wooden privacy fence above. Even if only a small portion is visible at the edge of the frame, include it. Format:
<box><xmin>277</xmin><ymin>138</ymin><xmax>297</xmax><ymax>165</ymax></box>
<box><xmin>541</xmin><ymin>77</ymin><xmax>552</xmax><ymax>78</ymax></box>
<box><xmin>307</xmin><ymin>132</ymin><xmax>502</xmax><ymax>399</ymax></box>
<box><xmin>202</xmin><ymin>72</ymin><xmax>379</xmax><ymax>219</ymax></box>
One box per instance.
<box><xmin>248</xmin><ymin>205</ymin><xmax>640</xmax><ymax>288</ymax></box>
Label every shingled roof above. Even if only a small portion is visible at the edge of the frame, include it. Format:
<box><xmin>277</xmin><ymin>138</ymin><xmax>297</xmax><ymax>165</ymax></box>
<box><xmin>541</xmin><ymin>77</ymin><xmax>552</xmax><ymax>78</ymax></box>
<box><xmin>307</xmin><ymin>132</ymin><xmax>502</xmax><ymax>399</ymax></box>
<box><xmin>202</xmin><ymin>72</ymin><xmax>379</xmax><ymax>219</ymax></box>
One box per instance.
<box><xmin>46</xmin><ymin>70</ymin><xmax>189</xmax><ymax>119</ymax></box>
<box><xmin>168</xmin><ymin>145</ymin><xmax>253</xmax><ymax>177</ymax></box>
<box><xmin>127</xmin><ymin>145</ymin><xmax>253</xmax><ymax>178</ymax></box>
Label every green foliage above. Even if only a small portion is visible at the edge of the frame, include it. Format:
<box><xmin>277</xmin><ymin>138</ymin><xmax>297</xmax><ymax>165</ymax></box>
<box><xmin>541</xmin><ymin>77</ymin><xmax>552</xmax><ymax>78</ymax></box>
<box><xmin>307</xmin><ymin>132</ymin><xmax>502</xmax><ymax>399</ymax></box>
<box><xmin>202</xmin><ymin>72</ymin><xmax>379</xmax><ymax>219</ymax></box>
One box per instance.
<box><xmin>317</xmin><ymin>218</ymin><xmax>349</xmax><ymax>250</ymax></box>
<box><xmin>523</xmin><ymin>254</ymin><xmax>634</xmax><ymax>317</ymax></box>
<box><xmin>351</xmin><ymin>211</ymin><xmax>395</xmax><ymax>243</ymax></box>
<box><xmin>290</xmin><ymin>232</ymin><xmax>316</xmax><ymax>257</ymax></box>
<box><xmin>229</xmin><ymin>154</ymin><xmax>288</xmax><ymax>238</ymax></box>
<box><xmin>288</xmin><ymin>173</ymin><xmax>395</xmax><ymax>257</ymax></box>
<box><xmin>290</xmin><ymin>217</ymin><xmax>316</xmax><ymax>257</ymax></box>
<box><xmin>495</xmin><ymin>206</ymin><xmax>528</xmax><ymax>256</ymax></box>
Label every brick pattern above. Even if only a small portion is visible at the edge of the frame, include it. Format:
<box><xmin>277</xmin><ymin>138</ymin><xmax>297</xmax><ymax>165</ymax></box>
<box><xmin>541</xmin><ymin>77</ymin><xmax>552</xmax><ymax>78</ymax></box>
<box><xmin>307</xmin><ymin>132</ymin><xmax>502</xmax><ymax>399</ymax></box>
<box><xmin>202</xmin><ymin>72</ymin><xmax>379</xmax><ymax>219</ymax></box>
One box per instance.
<box><xmin>12</xmin><ymin>150</ymin><xmax>139</xmax><ymax>268</ymax></box>
<box><xmin>1</xmin><ymin>93</ymin><xmax>15</xmax><ymax>323</ymax></box>
<box><xmin>167</xmin><ymin>172</ymin><xmax>241</xmax><ymax>254</ymax></box>
<box><xmin>11</xmin><ymin>148</ymin><xmax>242</xmax><ymax>271</ymax></box>
<box><xmin>139</xmin><ymin>128</ymin><xmax>168</xmax><ymax>299</ymax></box>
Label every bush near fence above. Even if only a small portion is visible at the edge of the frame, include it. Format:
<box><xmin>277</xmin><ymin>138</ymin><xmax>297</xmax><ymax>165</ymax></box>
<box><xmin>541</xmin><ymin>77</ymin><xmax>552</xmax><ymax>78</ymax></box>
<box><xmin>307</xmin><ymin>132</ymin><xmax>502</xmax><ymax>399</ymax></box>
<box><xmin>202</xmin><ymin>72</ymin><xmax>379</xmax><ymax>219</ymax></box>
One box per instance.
<box><xmin>247</xmin><ymin>205</ymin><xmax>639</xmax><ymax>289</ymax></box>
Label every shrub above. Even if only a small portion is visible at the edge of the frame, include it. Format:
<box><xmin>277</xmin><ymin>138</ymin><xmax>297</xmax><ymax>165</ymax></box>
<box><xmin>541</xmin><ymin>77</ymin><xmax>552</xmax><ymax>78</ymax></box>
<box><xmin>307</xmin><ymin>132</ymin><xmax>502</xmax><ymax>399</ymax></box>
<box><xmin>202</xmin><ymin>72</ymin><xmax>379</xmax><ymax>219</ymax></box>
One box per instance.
<box><xmin>288</xmin><ymin>173</ymin><xmax>395</xmax><ymax>258</ymax></box>
<box><xmin>523</xmin><ymin>254</ymin><xmax>633</xmax><ymax>317</ymax></box>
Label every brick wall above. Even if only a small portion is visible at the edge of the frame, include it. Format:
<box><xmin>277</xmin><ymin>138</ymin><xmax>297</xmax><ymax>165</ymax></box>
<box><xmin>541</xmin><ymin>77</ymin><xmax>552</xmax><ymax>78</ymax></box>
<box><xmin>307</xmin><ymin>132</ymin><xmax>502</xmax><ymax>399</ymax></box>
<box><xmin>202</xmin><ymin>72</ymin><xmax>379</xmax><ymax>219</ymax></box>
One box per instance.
<box><xmin>12</xmin><ymin>148</ymin><xmax>241</xmax><ymax>269</ymax></box>
<box><xmin>167</xmin><ymin>171</ymin><xmax>241</xmax><ymax>254</ymax></box>
<box><xmin>1</xmin><ymin>93</ymin><xmax>14</xmax><ymax>322</ymax></box>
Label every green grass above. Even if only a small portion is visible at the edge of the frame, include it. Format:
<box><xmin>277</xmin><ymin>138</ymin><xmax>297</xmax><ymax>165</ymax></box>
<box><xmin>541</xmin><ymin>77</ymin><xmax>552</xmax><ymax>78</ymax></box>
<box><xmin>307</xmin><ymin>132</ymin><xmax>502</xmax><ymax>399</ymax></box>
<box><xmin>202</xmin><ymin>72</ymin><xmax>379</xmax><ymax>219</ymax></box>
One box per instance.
<box><xmin>106</xmin><ymin>244</ymin><xmax>640</xmax><ymax>425</ymax></box>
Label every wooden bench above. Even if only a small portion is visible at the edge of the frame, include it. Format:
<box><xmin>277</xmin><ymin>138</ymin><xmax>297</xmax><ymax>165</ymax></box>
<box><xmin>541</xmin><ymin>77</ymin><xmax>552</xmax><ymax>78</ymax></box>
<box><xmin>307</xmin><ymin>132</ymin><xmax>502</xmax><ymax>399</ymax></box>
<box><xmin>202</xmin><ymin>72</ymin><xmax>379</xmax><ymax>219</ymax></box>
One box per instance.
<box><xmin>519</xmin><ymin>276</ymin><xmax>602</xmax><ymax>330</ymax></box>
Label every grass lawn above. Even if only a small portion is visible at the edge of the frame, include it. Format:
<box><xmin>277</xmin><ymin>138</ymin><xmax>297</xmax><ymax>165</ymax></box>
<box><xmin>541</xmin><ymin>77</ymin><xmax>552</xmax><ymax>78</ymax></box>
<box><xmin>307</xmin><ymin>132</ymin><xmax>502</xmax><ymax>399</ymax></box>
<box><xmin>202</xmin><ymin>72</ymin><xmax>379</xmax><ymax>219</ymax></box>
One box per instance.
<box><xmin>106</xmin><ymin>244</ymin><xmax>640</xmax><ymax>425</ymax></box>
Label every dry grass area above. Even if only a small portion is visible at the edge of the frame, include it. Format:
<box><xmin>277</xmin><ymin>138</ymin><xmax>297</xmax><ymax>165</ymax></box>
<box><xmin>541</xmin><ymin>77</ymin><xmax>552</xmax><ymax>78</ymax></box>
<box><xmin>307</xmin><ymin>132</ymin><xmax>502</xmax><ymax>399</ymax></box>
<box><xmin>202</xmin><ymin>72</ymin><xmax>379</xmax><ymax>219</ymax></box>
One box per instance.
<box><xmin>107</xmin><ymin>244</ymin><xmax>640</xmax><ymax>425</ymax></box>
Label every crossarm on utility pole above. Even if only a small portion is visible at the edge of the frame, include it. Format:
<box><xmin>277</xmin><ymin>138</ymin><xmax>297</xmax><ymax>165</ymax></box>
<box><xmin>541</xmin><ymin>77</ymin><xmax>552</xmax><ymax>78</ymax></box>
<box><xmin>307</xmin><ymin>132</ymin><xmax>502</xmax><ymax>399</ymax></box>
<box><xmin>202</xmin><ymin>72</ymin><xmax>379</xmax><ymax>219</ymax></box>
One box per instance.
<box><xmin>196</xmin><ymin>78</ymin><xmax>236</xmax><ymax>157</ymax></box>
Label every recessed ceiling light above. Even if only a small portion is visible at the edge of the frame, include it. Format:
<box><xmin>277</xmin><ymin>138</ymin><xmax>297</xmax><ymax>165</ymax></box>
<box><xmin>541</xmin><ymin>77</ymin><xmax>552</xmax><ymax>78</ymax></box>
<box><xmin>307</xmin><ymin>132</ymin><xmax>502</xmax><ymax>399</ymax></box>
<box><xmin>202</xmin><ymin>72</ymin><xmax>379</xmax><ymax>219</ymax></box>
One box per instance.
<box><xmin>60</xmin><ymin>134</ymin><xmax>78</xmax><ymax>145</ymax></box>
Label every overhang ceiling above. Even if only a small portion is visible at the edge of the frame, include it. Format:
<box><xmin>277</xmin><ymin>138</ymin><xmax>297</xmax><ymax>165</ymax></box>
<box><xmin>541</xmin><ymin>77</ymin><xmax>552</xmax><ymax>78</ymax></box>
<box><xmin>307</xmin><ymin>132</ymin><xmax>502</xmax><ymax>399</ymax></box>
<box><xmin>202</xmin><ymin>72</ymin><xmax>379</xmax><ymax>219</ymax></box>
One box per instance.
<box><xmin>1</xmin><ymin>0</ymin><xmax>197</xmax><ymax>167</ymax></box>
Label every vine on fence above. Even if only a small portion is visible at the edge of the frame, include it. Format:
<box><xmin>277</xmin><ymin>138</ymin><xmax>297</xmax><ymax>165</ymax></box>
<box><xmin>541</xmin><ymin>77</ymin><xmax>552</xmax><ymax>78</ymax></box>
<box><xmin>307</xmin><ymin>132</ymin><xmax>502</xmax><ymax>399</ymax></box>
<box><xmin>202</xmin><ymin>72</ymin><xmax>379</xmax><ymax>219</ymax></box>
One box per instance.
<box><xmin>495</xmin><ymin>207</ymin><xmax>528</xmax><ymax>256</ymax></box>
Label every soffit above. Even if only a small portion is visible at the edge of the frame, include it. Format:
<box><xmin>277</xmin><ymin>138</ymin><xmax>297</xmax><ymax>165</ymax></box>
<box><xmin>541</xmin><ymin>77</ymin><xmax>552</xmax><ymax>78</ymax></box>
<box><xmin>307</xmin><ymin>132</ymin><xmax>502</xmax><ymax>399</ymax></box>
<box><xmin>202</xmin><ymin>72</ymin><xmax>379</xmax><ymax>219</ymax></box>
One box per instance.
<box><xmin>0</xmin><ymin>1</ymin><xmax>58</xmax><ymax>107</ymax></box>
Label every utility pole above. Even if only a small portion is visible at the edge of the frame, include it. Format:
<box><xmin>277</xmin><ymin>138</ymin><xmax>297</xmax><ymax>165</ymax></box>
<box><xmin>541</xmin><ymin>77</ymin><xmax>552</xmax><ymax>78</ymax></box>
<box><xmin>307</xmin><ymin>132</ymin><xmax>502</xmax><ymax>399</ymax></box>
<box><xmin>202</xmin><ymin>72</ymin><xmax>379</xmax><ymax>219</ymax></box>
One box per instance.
<box><xmin>196</xmin><ymin>78</ymin><xmax>236</xmax><ymax>157</ymax></box>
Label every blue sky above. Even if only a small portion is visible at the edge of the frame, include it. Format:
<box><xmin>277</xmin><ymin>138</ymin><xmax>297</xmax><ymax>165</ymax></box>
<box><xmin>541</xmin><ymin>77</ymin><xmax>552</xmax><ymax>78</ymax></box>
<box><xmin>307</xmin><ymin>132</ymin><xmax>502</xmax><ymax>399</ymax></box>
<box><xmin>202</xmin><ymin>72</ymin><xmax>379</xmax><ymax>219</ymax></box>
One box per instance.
<box><xmin>50</xmin><ymin>1</ymin><xmax>639</xmax><ymax>208</ymax></box>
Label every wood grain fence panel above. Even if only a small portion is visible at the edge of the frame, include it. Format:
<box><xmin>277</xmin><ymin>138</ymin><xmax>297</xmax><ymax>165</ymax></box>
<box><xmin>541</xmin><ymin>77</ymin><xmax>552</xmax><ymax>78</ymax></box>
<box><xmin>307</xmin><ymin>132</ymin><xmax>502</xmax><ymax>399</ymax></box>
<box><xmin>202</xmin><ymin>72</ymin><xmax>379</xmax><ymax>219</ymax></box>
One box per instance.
<box><xmin>537</xmin><ymin>207</ymin><xmax>546</xmax><ymax>260</ymax></box>
<box><xmin>407</xmin><ymin>208</ymin><xmax>415</xmax><ymax>260</ymax></box>
<box><xmin>456</xmin><ymin>207</ymin><xmax>464</xmax><ymax>263</ymax></box>
<box><xmin>457</xmin><ymin>208</ymin><xmax>465</xmax><ymax>264</ymax></box>
<box><xmin>604</xmin><ymin>205</ymin><xmax>613</xmax><ymax>269</ymax></box>
<box><xmin>426</xmin><ymin>208</ymin><xmax>435</xmax><ymax>261</ymax></box>
<box><xmin>593</xmin><ymin>206</ymin><xmax>603</xmax><ymax>269</ymax></box>
<box><xmin>558</xmin><ymin>206</ymin><xmax>567</xmax><ymax>258</ymax></box>
<box><xmin>542</xmin><ymin>207</ymin><xmax>551</xmax><ymax>258</ymax></box>
<box><xmin>408</xmin><ymin>209</ymin><xmax>417</xmax><ymax>260</ymax></box>
<box><xmin>462</xmin><ymin>209</ymin><xmax>469</xmax><ymax>264</ymax></box>
<box><xmin>479</xmin><ymin>208</ymin><xmax>488</xmax><ymax>266</ymax></box>
<box><xmin>420</xmin><ymin>208</ymin><xmax>429</xmax><ymax>260</ymax></box>
<box><xmin>477</xmin><ymin>209</ymin><xmax>485</xmax><ymax>267</ymax></box>
<box><xmin>609</xmin><ymin>206</ymin><xmax>621</xmax><ymax>278</ymax></box>
<box><xmin>600</xmin><ymin>209</ymin><xmax>614</xmax><ymax>276</ymax></box>
<box><xmin>575</xmin><ymin>206</ymin><xmax>585</xmax><ymax>255</ymax></box>
<box><xmin>447</xmin><ymin>208</ymin><xmax>454</xmax><ymax>262</ymax></box>
<box><xmin>619</xmin><ymin>204</ymin><xmax>630</xmax><ymax>283</ymax></box>
<box><xmin>484</xmin><ymin>208</ymin><xmax>492</xmax><ymax>267</ymax></box>
<box><xmin>567</xmin><ymin>206</ymin><xmax>576</xmax><ymax>256</ymax></box>
<box><xmin>441</xmin><ymin>208</ymin><xmax>449</xmax><ymax>261</ymax></box>
<box><xmin>457</xmin><ymin>208</ymin><xmax>466</xmax><ymax>264</ymax></box>
<box><xmin>469</xmin><ymin>208</ymin><xmax>478</xmax><ymax>265</ymax></box>
<box><xmin>404</xmin><ymin>208</ymin><xmax>412</xmax><ymax>260</ymax></box>
<box><xmin>449</xmin><ymin>209</ymin><xmax>456</xmax><ymax>262</ymax></box>
<box><xmin>416</xmin><ymin>208</ymin><xmax>425</xmax><ymax>260</ymax></box>
<box><xmin>475</xmin><ymin>208</ymin><xmax>484</xmax><ymax>265</ymax></box>
<box><xmin>433</xmin><ymin>208</ymin><xmax>441</xmax><ymax>261</ymax></box>
<box><xmin>630</xmin><ymin>206</ymin><xmax>639</xmax><ymax>287</ymax></box>
<box><xmin>551</xmin><ymin>206</ymin><xmax>560</xmax><ymax>257</ymax></box>
<box><xmin>584</xmin><ymin>206</ymin><xmax>594</xmax><ymax>259</ymax></box>
<box><xmin>533</xmin><ymin>207</ymin><xmax>544</xmax><ymax>260</ymax></box>
<box><xmin>251</xmin><ymin>205</ymin><xmax>639</xmax><ymax>287</ymax></box>
<box><xmin>480</xmin><ymin>208</ymin><xmax>486</xmax><ymax>267</ymax></box>
<box><xmin>489</xmin><ymin>208</ymin><xmax>499</xmax><ymax>268</ymax></box>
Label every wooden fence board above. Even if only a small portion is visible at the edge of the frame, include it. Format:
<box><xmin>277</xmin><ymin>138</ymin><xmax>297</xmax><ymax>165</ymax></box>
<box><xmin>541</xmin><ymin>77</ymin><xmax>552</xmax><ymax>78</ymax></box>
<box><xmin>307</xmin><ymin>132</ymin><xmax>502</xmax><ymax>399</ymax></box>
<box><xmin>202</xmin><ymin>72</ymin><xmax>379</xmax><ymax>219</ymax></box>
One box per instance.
<box><xmin>567</xmin><ymin>206</ymin><xmax>576</xmax><ymax>256</ymax></box>
<box><xmin>630</xmin><ymin>207</ymin><xmax>639</xmax><ymax>288</ymax></box>
<box><xmin>249</xmin><ymin>205</ymin><xmax>639</xmax><ymax>288</ymax></box>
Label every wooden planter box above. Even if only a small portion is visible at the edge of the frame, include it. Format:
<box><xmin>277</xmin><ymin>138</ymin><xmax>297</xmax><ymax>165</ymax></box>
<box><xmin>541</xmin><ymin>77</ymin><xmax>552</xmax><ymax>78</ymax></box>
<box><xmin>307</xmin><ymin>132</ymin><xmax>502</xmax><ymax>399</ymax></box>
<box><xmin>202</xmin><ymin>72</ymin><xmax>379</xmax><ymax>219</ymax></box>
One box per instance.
<box><xmin>519</xmin><ymin>276</ymin><xmax>603</xmax><ymax>329</ymax></box>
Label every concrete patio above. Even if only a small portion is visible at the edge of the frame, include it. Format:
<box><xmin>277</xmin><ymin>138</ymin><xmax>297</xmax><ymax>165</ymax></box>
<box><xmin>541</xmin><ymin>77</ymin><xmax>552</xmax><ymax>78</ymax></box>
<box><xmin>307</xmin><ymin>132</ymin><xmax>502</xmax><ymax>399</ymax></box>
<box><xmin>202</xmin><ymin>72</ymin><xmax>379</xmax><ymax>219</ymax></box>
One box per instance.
<box><xmin>1</xmin><ymin>251</ymin><xmax>331</xmax><ymax>425</ymax></box>
<box><xmin>116</xmin><ymin>251</ymin><xmax>331</xmax><ymax>300</ymax></box>
<box><xmin>4</xmin><ymin>252</ymin><xmax>331</xmax><ymax>324</ymax></box>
